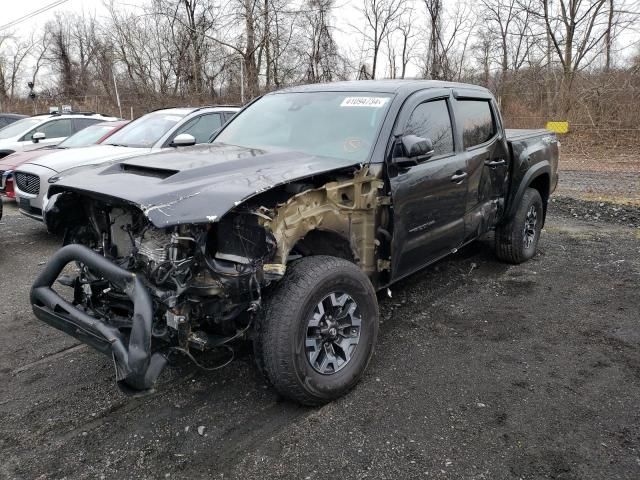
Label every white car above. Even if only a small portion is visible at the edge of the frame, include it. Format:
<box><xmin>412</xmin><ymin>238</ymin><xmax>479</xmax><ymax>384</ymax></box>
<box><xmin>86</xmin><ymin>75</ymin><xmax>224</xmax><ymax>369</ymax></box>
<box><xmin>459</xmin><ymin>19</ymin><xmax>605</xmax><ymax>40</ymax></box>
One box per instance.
<box><xmin>14</xmin><ymin>106</ymin><xmax>239</xmax><ymax>220</ymax></box>
<box><xmin>0</xmin><ymin>112</ymin><xmax>118</xmax><ymax>159</ymax></box>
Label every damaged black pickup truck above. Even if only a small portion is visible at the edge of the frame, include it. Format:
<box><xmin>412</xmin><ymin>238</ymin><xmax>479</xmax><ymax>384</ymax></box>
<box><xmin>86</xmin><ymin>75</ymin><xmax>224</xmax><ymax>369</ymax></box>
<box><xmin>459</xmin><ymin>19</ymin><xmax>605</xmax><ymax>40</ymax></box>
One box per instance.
<box><xmin>33</xmin><ymin>80</ymin><xmax>558</xmax><ymax>405</ymax></box>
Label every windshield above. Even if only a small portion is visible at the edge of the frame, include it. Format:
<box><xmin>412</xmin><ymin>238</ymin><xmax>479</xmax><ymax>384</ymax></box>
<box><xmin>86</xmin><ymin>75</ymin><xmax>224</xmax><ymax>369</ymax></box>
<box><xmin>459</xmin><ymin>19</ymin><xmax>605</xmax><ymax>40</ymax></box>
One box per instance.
<box><xmin>214</xmin><ymin>92</ymin><xmax>392</xmax><ymax>162</ymax></box>
<box><xmin>105</xmin><ymin>112</ymin><xmax>186</xmax><ymax>148</ymax></box>
<box><xmin>57</xmin><ymin>124</ymin><xmax>118</xmax><ymax>148</ymax></box>
<box><xmin>0</xmin><ymin>118</ymin><xmax>41</xmax><ymax>140</ymax></box>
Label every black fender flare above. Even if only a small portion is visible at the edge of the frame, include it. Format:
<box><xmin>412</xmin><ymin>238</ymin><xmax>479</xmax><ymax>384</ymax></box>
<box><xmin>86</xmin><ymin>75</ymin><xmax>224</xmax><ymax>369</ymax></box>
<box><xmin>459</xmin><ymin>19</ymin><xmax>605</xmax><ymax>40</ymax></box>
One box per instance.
<box><xmin>506</xmin><ymin>161</ymin><xmax>551</xmax><ymax>221</ymax></box>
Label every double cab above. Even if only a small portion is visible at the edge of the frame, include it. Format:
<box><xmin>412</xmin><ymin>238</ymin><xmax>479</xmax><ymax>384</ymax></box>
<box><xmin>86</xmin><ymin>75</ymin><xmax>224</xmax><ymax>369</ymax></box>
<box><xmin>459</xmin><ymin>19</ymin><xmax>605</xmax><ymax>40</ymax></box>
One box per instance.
<box><xmin>32</xmin><ymin>81</ymin><xmax>558</xmax><ymax>405</ymax></box>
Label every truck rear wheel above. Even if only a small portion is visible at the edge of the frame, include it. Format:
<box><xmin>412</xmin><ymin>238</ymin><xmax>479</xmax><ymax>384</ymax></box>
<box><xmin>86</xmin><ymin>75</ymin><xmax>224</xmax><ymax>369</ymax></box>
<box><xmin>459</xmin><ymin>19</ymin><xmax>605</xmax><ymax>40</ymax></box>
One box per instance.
<box><xmin>255</xmin><ymin>255</ymin><xmax>379</xmax><ymax>406</ymax></box>
<box><xmin>495</xmin><ymin>187</ymin><xmax>543</xmax><ymax>264</ymax></box>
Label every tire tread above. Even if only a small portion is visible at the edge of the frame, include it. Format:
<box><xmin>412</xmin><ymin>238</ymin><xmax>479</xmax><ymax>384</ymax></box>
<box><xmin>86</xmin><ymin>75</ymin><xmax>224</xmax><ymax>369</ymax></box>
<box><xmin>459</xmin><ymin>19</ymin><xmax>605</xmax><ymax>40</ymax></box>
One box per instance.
<box><xmin>256</xmin><ymin>255</ymin><xmax>377</xmax><ymax>406</ymax></box>
<box><xmin>495</xmin><ymin>188</ymin><xmax>543</xmax><ymax>264</ymax></box>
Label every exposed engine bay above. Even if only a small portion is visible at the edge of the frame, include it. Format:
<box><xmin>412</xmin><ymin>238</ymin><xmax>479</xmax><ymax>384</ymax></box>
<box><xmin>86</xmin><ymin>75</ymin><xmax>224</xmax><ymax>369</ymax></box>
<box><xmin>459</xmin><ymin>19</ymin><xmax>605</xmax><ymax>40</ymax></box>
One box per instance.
<box><xmin>37</xmin><ymin>166</ymin><xmax>390</xmax><ymax>388</ymax></box>
<box><xmin>63</xmin><ymin>204</ymin><xmax>272</xmax><ymax>352</ymax></box>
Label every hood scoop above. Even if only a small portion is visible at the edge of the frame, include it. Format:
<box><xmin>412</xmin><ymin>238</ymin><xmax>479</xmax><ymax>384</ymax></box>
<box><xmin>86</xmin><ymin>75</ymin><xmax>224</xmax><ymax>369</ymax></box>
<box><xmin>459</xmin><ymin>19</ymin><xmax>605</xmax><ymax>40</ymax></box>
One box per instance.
<box><xmin>121</xmin><ymin>163</ymin><xmax>178</xmax><ymax>179</ymax></box>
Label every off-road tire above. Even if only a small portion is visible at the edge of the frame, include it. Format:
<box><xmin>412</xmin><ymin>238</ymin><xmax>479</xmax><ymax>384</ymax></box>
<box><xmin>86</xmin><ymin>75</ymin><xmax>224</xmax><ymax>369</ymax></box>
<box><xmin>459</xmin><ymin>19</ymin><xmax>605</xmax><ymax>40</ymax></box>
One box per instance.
<box><xmin>495</xmin><ymin>187</ymin><xmax>543</xmax><ymax>264</ymax></box>
<box><xmin>255</xmin><ymin>255</ymin><xmax>379</xmax><ymax>406</ymax></box>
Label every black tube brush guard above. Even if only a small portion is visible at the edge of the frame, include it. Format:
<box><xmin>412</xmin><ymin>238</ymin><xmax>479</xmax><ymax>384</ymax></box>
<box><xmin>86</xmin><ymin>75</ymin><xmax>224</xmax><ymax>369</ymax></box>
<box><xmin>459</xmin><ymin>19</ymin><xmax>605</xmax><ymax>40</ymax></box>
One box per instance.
<box><xmin>30</xmin><ymin>244</ymin><xmax>167</xmax><ymax>393</ymax></box>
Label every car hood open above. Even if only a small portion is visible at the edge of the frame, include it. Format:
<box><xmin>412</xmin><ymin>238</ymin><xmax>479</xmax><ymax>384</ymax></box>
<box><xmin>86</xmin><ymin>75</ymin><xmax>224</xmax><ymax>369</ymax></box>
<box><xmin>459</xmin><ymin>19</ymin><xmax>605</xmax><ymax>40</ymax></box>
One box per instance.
<box><xmin>50</xmin><ymin>143</ymin><xmax>362</xmax><ymax>228</ymax></box>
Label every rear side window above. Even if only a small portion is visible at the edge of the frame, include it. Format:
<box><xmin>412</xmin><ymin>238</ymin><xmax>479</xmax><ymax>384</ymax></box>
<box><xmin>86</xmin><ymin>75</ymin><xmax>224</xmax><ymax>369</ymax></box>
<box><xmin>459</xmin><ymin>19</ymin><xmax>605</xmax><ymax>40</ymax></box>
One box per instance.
<box><xmin>458</xmin><ymin>100</ymin><xmax>496</xmax><ymax>149</ymax></box>
<box><xmin>73</xmin><ymin>118</ymin><xmax>102</xmax><ymax>132</ymax></box>
<box><xmin>404</xmin><ymin>99</ymin><xmax>454</xmax><ymax>157</ymax></box>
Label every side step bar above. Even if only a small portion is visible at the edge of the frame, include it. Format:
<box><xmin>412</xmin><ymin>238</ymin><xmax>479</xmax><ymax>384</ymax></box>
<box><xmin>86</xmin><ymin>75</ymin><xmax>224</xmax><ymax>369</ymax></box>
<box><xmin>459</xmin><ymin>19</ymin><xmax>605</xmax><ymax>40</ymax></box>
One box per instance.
<box><xmin>30</xmin><ymin>244</ymin><xmax>167</xmax><ymax>392</ymax></box>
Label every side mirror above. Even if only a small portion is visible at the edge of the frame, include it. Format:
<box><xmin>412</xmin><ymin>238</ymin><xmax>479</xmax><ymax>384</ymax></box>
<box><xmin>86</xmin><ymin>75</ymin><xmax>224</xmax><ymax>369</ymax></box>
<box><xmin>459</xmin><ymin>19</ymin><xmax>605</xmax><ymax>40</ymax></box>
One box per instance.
<box><xmin>392</xmin><ymin>135</ymin><xmax>434</xmax><ymax>166</ymax></box>
<box><xmin>403</xmin><ymin>135</ymin><xmax>434</xmax><ymax>159</ymax></box>
<box><xmin>171</xmin><ymin>133</ymin><xmax>196</xmax><ymax>147</ymax></box>
<box><xmin>32</xmin><ymin>132</ymin><xmax>46</xmax><ymax>144</ymax></box>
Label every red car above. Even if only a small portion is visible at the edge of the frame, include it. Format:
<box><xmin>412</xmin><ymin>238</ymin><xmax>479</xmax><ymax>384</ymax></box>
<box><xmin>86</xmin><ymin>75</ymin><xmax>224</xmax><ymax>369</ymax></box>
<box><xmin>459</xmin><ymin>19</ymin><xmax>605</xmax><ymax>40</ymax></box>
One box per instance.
<box><xmin>0</xmin><ymin>120</ymin><xmax>128</xmax><ymax>199</ymax></box>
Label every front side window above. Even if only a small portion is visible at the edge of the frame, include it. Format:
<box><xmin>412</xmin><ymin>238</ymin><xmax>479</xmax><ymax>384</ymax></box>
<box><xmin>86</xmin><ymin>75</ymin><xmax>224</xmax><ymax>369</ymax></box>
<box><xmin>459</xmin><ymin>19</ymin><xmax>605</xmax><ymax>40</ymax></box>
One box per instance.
<box><xmin>105</xmin><ymin>112</ymin><xmax>187</xmax><ymax>148</ymax></box>
<box><xmin>458</xmin><ymin>100</ymin><xmax>496</xmax><ymax>149</ymax></box>
<box><xmin>404</xmin><ymin>99</ymin><xmax>454</xmax><ymax>157</ymax></box>
<box><xmin>36</xmin><ymin>119</ymin><xmax>73</xmax><ymax>139</ymax></box>
<box><xmin>214</xmin><ymin>92</ymin><xmax>392</xmax><ymax>162</ymax></box>
<box><xmin>174</xmin><ymin>113</ymin><xmax>222</xmax><ymax>144</ymax></box>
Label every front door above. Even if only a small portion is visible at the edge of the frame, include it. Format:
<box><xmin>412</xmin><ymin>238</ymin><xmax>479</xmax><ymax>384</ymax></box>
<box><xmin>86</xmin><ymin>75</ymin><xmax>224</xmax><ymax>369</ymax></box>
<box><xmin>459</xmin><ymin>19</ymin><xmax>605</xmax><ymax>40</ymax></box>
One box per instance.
<box><xmin>22</xmin><ymin>119</ymin><xmax>74</xmax><ymax>151</ymax></box>
<box><xmin>389</xmin><ymin>93</ymin><xmax>468</xmax><ymax>280</ymax></box>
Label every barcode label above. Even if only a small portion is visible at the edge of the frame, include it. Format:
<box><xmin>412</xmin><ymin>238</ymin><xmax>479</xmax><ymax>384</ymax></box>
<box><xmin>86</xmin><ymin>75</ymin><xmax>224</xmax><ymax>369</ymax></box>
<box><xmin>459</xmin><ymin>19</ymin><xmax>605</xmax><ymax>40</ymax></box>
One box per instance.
<box><xmin>340</xmin><ymin>97</ymin><xmax>389</xmax><ymax>108</ymax></box>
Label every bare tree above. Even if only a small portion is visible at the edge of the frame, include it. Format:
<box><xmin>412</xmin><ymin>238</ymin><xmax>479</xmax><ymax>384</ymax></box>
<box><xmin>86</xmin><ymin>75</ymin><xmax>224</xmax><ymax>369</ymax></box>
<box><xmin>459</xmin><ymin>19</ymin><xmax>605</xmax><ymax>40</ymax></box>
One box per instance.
<box><xmin>480</xmin><ymin>0</ymin><xmax>537</xmax><ymax>75</ymax></box>
<box><xmin>0</xmin><ymin>33</ymin><xmax>40</xmax><ymax>102</ymax></box>
<box><xmin>539</xmin><ymin>0</ymin><xmax>610</xmax><ymax>113</ymax></box>
<box><xmin>423</xmin><ymin>0</ymin><xmax>443</xmax><ymax>79</ymax></box>
<box><xmin>421</xmin><ymin>0</ymin><xmax>475</xmax><ymax>81</ymax></box>
<box><xmin>354</xmin><ymin>0</ymin><xmax>406</xmax><ymax>79</ymax></box>
<box><xmin>385</xmin><ymin>9</ymin><xmax>417</xmax><ymax>79</ymax></box>
<box><xmin>301</xmin><ymin>0</ymin><xmax>343</xmax><ymax>83</ymax></box>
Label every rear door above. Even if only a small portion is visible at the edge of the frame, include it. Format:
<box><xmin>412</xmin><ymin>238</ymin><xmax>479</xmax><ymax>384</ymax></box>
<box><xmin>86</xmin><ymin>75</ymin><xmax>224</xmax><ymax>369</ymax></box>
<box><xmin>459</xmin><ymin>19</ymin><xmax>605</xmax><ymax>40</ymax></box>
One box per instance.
<box><xmin>389</xmin><ymin>90</ymin><xmax>468</xmax><ymax>280</ymax></box>
<box><xmin>453</xmin><ymin>92</ymin><xmax>510</xmax><ymax>240</ymax></box>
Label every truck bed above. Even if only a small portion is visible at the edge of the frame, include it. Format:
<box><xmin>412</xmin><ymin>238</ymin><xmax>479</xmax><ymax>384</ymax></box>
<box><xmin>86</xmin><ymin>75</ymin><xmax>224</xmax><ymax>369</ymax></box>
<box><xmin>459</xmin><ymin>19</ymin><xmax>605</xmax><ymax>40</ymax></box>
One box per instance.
<box><xmin>505</xmin><ymin>128</ymin><xmax>549</xmax><ymax>141</ymax></box>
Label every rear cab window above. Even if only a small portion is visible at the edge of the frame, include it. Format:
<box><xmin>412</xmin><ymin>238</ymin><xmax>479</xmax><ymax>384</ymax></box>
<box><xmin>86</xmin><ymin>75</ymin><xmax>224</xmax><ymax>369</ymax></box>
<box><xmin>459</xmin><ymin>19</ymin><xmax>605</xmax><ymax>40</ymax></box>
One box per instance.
<box><xmin>458</xmin><ymin>100</ymin><xmax>496</xmax><ymax>149</ymax></box>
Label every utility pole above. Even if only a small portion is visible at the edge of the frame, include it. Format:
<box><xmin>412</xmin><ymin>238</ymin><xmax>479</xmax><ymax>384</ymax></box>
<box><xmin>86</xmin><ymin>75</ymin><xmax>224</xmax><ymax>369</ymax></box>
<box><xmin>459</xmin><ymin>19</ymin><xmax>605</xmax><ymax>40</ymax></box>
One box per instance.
<box><xmin>240</xmin><ymin>58</ymin><xmax>245</xmax><ymax>104</ymax></box>
<box><xmin>112</xmin><ymin>72</ymin><xmax>123</xmax><ymax>118</ymax></box>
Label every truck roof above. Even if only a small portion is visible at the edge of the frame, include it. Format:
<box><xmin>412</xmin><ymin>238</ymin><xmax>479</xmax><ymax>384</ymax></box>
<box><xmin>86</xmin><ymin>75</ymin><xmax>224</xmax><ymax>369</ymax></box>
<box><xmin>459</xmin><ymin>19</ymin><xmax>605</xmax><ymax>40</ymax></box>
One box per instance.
<box><xmin>277</xmin><ymin>79</ymin><xmax>490</xmax><ymax>96</ymax></box>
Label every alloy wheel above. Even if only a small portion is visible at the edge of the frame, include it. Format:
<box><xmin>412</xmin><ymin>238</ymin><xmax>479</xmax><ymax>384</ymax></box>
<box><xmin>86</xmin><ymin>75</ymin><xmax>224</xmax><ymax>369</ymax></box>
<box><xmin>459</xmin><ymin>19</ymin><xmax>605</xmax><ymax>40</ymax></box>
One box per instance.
<box><xmin>305</xmin><ymin>292</ymin><xmax>362</xmax><ymax>375</ymax></box>
<box><xmin>523</xmin><ymin>205</ymin><xmax>538</xmax><ymax>249</ymax></box>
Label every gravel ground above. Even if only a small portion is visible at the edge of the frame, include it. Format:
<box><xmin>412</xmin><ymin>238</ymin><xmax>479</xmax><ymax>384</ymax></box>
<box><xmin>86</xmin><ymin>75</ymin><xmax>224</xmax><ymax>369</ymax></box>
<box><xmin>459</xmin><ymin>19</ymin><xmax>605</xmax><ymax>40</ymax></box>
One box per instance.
<box><xmin>551</xmin><ymin>196</ymin><xmax>640</xmax><ymax>229</ymax></box>
<box><xmin>1</xmin><ymin>198</ymin><xmax>639</xmax><ymax>480</ymax></box>
<box><xmin>556</xmin><ymin>171</ymin><xmax>640</xmax><ymax>205</ymax></box>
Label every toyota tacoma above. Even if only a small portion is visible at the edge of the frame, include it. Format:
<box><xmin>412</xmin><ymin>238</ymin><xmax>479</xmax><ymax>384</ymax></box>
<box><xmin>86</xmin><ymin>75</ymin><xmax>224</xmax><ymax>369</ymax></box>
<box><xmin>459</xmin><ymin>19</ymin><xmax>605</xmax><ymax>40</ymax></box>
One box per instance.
<box><xmin>32</xmin><ymin>80</ymin><xmax>558</xmax><ymax>405</ymax></box>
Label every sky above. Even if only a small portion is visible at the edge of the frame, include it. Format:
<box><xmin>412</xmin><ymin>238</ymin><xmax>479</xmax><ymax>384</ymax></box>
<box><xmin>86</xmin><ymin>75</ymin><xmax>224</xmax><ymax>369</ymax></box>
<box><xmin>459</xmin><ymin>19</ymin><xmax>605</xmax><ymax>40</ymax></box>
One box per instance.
<box><xmin>3</xmin><ymin>0</ymin><xmax>108</xmax><ymax>35</ymax></box>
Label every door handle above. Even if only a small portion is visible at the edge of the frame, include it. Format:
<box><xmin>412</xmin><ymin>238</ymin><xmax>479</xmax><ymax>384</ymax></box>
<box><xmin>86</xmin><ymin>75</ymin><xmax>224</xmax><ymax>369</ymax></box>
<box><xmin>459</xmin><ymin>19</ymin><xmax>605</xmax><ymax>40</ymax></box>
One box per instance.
<box><xmin>485</xmin><ymin>158</ymin><xmax>506</xmax><ymax>168</ymax></box>
<box><xmin>450</xmin><ymin>171</ymin><xmax>468</xmax><ymax>183</ymax></box>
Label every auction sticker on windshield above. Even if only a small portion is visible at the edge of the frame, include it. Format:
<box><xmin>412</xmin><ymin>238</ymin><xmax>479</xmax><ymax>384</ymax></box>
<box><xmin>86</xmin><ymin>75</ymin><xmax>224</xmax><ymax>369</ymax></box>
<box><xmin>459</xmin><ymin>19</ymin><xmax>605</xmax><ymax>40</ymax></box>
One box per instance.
<box><xmin>340</xmin><ymin>97</ymin><xmax>389</xmax><ymax>108</ymax></box>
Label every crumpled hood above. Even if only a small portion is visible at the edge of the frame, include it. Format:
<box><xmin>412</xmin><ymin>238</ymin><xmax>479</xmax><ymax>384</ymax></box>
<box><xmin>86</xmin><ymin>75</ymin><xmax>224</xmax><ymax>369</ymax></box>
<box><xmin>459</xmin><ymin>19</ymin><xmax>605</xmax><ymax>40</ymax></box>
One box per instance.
<box><xmin>0</xmin><ymin>147</ymin><xmax>60</xmax><ymax>171</ymax></box>
<box><xmin>29</xmin><ymin>145</ymin><xmax>149</xmax><ymax>173</ymax></box>
<box><xmin>50</xmin><ymin>143</ymin><xmax>361</xmax><ymax>227</ymax></box>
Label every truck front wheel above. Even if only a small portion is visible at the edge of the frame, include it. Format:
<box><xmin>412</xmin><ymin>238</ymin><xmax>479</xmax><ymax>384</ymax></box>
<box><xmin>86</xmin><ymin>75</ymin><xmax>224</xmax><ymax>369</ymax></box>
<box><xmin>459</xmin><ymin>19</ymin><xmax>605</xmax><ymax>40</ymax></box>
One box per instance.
<box><xmin>255</xmin><ymin>255</ymin><xmax>379</xmax><ymax>406</ymax></box>
<box><xmin>495</xmin><ymin>187</ymin><xmax>544</xmax><ymax>264</ymax></box>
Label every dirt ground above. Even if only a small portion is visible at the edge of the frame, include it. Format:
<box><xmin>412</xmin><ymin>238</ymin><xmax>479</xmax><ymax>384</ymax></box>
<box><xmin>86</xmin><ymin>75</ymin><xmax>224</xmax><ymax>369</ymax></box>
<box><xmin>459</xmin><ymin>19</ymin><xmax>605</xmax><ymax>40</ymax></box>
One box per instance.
<box><xmin>1</xmin><ymin>197</ymin><xmax>639</xmax><ymax>480</ymax></box>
